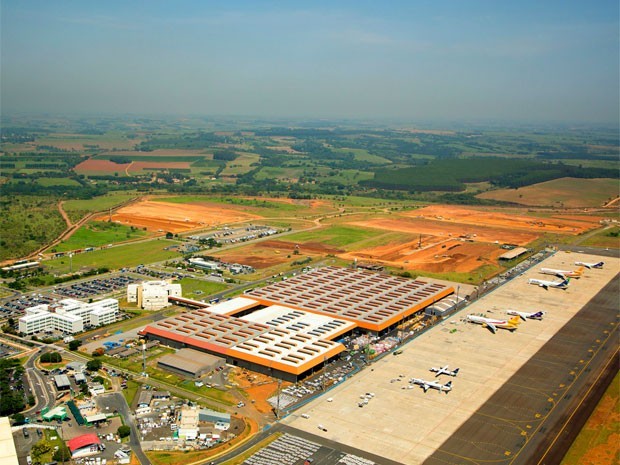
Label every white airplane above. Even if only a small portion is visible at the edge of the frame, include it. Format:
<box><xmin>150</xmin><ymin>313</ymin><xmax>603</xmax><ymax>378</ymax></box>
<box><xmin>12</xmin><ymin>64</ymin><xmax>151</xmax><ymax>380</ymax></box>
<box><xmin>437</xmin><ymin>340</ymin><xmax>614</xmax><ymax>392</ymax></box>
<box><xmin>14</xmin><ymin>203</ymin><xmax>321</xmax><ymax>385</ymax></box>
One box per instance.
<box><xmin>466</xmin><ymin>314</ymin><xmax>520</xmax><ymax>333</ymax></box>
<box><xmin>575</xmin><ymin>261</ymin><xmax>604</xmax><ymax>269</ymax></box>
<box><xmin>540</xmin><ymin>266</ymin><xmax>584</xmax><ymax>278</ymax></box>
<box><xmin>528</xmin><ymin>277</ymin><xmax>570</xmax><ymax>290</ymax></box>
<box><xmin>430</xmin><ymin>365</ymin><xmax>459</xmax><ymax>377</ymax></box>
<box><xmin>410</xmin><ymin>378</ymin><xmax>452</xmax><ymax>393</ymax></box>
<box><xmin>506</xmin><ymin>310</ymin><xmax>545</xmax><ymax>321</ymax></box>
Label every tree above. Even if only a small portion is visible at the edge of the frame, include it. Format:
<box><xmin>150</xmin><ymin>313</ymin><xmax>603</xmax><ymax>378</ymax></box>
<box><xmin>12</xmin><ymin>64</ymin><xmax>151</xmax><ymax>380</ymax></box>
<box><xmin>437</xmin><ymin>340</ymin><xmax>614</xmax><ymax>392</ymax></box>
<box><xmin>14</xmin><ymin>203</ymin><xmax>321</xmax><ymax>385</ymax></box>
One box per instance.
<box><xmin>40</xmin><ymin>352</ymin><xmax>62</xmax><ymax>363</ymax></box>
<box><xmin>11</xmin><ymin>413</ymin><xmax>25</xmax><ymax>425</ymax></box>
<box><xmin>53</xmin><ymin>443</ymin><xmax>71</xmax><ymax>463</ymax></box>
<box><xmin>86</xmin><ymin>359</ymin><xmax>102</xmax><ymax>371</ymax></box>
<box><xmin>68</xmin><ymin>340</ymin><xmax>82</xmax><ymax>351</ymax></box>
<box><xmin>80</xmin><ymin>383</ymin><xmax>89</xmax><ymax>395</ymax></box>
<box><xmin>117</xmin><ymin>425</ymin><xmax>131</xmax><ymax>438</ymax></box>
<box><xmin>28</xmin><ymin>395</ymin><xmax>35</xmax><ymax>406</ymax></box>
<box><xmin>165</xmin><ymin>231</ymin><xmax>173</xmax><ymax>239</ymax></box>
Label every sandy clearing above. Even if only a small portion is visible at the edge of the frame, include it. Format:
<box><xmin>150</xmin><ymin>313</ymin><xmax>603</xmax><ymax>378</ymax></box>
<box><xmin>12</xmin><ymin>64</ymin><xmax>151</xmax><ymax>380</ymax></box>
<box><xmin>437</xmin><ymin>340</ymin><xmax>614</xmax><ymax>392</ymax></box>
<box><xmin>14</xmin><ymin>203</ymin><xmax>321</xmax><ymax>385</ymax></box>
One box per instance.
<box><xmin>406</xmin><ymin>205</ymin><xmax>595</xmax><ymax>234</ymax></box>
<box><xmin>98</xmin><ymin>200</ymin><xmax>261</xmax><ymax>233</ymax></box>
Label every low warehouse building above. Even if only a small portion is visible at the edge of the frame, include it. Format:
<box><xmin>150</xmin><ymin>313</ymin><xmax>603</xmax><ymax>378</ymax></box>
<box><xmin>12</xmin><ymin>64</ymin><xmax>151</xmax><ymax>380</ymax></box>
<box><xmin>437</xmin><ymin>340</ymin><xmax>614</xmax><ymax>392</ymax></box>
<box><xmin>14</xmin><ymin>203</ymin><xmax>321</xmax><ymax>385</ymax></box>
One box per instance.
<box><xmin>157</xmin><ymin>349</ymin><xmax>224</xmax><ymax>378</ymax></box>
<box><xmin>54</xmin><ymin>375</ymin><xmax>71</xmax><ymax>390</ymax></box>
<box><xmin>67</xmin><ymin>433</ymin><xmax>101</xmax><ymax>458</ymax></box>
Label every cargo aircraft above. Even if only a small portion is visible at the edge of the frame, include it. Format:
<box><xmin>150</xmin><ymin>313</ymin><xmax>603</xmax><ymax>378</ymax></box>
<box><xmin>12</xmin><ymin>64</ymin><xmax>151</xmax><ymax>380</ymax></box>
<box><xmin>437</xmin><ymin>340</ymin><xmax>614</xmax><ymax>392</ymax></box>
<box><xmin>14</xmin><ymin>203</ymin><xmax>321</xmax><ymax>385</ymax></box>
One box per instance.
<box><xmin>575</xmin><ymin>261</ymin><xmax>604</xmax><ymax>269</ymax></box>
<box><xmin>466</xmin><ymin>314</ymin><xmax>520</xmax><ymax>333</ymax></box>
<box><xmin>506</xmin><ymin>310</ymin><xmax>545</xmax><ymax>321</ymax></box>
<box><xmin>528</xmin><ymin>277</ymin><xmax>570</xmax><ymax>290</ymax></box>
<box><xmin>410</xmin><ymin>378</ymin><xmax>452</xmax><ymax>393</ymax></box>
<box><xmin>429</xmin><ymin>365</ymin><xmax>459</xmax><ymax>377</ymax></box>
<box><xmin>540</xmin><ymin>266</ymin><xmax>584</xmax><ymax>278</ymax></box>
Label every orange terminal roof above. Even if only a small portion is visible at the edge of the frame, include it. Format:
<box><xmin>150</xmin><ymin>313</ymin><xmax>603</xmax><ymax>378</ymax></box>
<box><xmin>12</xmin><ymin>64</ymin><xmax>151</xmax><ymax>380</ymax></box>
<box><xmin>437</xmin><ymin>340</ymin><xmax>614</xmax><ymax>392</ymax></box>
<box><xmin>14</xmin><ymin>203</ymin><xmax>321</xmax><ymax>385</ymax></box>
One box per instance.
<box><xmin>247</xmin><ymin>266</ymin><xmax>454</xmax><ymax>332</ymax></box>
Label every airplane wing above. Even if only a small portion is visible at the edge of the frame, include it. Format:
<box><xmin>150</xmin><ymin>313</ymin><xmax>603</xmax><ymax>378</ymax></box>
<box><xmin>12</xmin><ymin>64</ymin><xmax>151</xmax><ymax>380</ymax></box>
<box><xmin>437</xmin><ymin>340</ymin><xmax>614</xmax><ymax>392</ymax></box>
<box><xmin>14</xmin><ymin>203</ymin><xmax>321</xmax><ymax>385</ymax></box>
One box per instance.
<box><xmin>541</xmin><ymin>284</ymin><xmax>548</xmax><ymax>290</ymax></box>
<box><xmin>422</xmin><ymin>384</ymin><xmax>429</xmax><ymax>392</ymax></box>
<box><xmin>486</xmin><ymin>322</ymin><xmax>497</xmax><ymax>333</ymax></box>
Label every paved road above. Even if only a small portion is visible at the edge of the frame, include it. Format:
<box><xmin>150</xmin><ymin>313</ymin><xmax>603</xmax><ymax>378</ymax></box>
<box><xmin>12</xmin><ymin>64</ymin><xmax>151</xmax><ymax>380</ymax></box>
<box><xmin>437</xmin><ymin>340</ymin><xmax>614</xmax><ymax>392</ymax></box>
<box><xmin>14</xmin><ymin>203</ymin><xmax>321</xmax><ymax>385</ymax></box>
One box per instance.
<box><xmin>97</xmin><ymin>392</ymin><xmax>151</xmax><ymax>465</ymax></box>
<box><xmin>22</xmin><ymin>349</ymin><xmax>58</xmax><ymax>416</ymax></box>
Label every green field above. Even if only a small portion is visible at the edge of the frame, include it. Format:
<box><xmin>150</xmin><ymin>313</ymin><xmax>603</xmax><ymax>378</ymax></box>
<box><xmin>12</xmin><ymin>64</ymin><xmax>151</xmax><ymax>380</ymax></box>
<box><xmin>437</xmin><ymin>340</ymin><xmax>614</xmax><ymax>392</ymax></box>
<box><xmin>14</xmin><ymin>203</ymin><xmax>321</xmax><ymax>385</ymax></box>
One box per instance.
<box><xmin>334</xmin><ymin>147</ymin><xmax>392</xmax><ymax>164</ymax></box>
<box><xmin>177</xmin><ymin>277</ymin><xmax>229</xmax><ymax>298</ymax></box>
<box><xmin>285</xmin><ymin>224</ymin><xmax>385</xmax><ymax>248</ymax></box>
<box><xmin>581</xmin><ymin>226</ymin><xmax>620</xmax><ymax>249</ymax></box>
<box><xmin>53</xmin><ymin>221</ymin><xmax>149</xmax><ymax>252</ymax></box>
<box><xmin>561</xmin><ymin>372</ymin><xmax>619</xmax><ymax>465</ymax></box>
<box><xmin>62</xmin><ymin>191</ymin><xmax>141</xmax><ymax>223</ymax></box>
<box><xmin>44</xmin><ymin>239</ymin><xmax>182</xmax><ymax>274</ymax></box>
<box><xmin>37</xmin><ymin>177</ymin><xmax>82</xmax><ymax>187</ymax></box>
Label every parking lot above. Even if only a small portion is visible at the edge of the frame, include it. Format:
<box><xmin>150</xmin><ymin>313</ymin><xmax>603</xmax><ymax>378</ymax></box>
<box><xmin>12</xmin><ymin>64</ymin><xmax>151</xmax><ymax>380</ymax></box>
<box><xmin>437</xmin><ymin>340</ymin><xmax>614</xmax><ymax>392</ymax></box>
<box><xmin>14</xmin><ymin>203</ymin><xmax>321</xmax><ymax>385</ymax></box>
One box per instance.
<box><xmin>0</xmin><ymin>293</ymin><xmax>56</xmax><ymax>319</ymax></box>
<box><xmin>55</xmin><ymin>275</ymin><xmax>138</xmax><ymax>299</ymax></box>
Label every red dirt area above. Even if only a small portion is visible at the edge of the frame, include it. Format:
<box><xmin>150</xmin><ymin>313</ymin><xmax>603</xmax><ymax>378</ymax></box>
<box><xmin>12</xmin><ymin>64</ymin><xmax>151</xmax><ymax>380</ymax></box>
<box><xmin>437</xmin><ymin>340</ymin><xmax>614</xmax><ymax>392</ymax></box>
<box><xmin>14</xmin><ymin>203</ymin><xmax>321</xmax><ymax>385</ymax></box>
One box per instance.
<box><xmin>340</xmin><ymin>239</ymin><xmax>502</xmax><ymax>273</ymax></box>
<box><xmin>406</xmin><ymin>205</ymin><xmax>596</xmax><ymax>234</ymax></box>
<box><xmin>98</xmin><ymin>200</ymin><xmax>261</xmax><ymax>233</ymax></box>
<box><xmin>216</xmin><ymin>240</ymin><xmax>342</xmax><ymax>269</ymax></box>
<box><xmin>233</xmin><ymin>369</ymin><xmax>285</xmax><ymax>414</ymax></box>
<box><xmin>74</xmin><ymin>159</ymin><xmax>129</xmax><ymax>173</ymax></box>
<box><xmin>128</xmin><ymin>161</ymin><xmax>192</xmax><ymax>172</ymax></box>
<box><xmin>350</xmin><ymin>217</ymin><xmax>540</xmax><ymax>245</ymax></box>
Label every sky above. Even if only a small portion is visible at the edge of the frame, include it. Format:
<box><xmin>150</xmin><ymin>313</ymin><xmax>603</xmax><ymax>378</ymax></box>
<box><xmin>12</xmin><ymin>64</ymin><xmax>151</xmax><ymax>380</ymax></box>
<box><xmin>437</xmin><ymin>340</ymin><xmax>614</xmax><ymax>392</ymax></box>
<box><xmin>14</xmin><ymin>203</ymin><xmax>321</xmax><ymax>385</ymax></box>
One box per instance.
<box><xmin>1</xmin><ymin>0</ymin><xmax>619</xmax><ymax>124</ymax></box>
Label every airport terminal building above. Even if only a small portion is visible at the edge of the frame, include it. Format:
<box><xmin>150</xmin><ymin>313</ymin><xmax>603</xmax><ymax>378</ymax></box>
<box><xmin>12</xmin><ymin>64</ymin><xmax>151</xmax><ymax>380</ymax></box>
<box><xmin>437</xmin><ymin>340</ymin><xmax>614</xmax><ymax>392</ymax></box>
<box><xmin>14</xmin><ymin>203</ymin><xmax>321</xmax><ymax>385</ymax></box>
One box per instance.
<box><xmin>141</xmin><ymin>266</ymin><xmax>453</xmax><ymax>381</ymax></box>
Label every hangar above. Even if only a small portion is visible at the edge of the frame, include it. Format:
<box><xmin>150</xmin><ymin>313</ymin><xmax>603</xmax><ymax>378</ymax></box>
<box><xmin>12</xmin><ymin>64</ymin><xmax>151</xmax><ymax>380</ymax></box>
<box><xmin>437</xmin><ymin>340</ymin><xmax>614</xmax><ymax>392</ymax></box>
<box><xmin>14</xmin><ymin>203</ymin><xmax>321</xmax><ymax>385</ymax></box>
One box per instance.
<box><xmin>141</xmin><ymin>266</ymin><xmax>453</xmax><ymax>381</ymax></box>
<box><xmin>157</xmin><ymin>348</ymin><xmax>225</xmax><ymax>378</ymax></box>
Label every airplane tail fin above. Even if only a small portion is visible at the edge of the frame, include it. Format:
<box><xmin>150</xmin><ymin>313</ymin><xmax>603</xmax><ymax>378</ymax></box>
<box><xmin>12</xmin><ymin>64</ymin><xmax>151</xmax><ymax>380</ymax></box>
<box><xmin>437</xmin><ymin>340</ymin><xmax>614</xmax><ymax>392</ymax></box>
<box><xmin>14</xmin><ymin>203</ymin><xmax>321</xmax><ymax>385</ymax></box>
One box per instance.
<box><xmin>508</xmin><ymin>316</ymin><xmax>521</xmax><ymax>325</ymax></box>
<box><xmin>576</xmin><ymin>266</ymin><xmax>584</xmax><ymax>274</ymax></box>
<box><xmin>453</xmin><ymin>368</ymin><xmax>459</xmax><ymax>376</ymax></box>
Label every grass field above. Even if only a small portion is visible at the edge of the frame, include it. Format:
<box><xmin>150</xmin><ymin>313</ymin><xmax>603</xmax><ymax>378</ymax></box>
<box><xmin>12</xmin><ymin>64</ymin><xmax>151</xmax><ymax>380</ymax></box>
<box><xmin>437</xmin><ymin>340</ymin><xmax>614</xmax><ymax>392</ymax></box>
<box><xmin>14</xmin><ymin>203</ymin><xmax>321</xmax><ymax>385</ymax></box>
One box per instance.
<box><xmin>580</xmin><ymin>226</ymin><xmax>620</xmax><ymax>249</ymax></box>
<box><xmin>44</xmin><ymin>239</ymin><xmax>182</xmax><ymax>274</ymax></box>
<box><xmin>53</xmin><ymin>221</ymin><xmax>149</xmax><ymax>252</ymax></box>
<box><xmin>37</xmin><ymin>177</ymin><xmax>82</xmax><ymax>187</ymax></box>
<box><xmin>477</xmin><ymin>177</ymin><xmax>618</xmax><ymax>208</ymax></box>
<box><xmin>62</xmin><ymin>191</ymin><xmax>141</xmax><ymax>223</ymax></box>
<box><xmin>176</xmin><ymin>277</ymin><xmax>229</xmax><ymax>298</ymax></box>
<box><xmin>334</xmin><ymin>147</ymin><xmax>392</xmax><ymax>164</ymax></box>
<box><xmin>561</xmin><ymin>372</ymin><xmax>619</xmax><ymax>465</ymax></box>
<box><xmin>219</xmin><ymin>152</ymin><xmax>260</xmax><ymax>176</ymax></box>
<box><xmin>285</xmin><ymin>224</ymin><xmax>385</xmax><ymax>248</ymax></box>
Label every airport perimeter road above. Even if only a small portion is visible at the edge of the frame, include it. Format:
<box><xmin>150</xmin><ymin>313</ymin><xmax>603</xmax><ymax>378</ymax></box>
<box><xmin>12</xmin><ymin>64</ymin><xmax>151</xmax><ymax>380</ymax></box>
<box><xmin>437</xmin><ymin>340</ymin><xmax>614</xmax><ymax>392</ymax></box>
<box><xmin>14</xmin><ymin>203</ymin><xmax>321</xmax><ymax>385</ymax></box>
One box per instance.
<box><xmin>424</xmin><ymin>273</ymin><xmax>619</xmax><ymax>465</ymax></box>
<box><xmin>97</xmin><ymin>392</ymin><xmax>151</xmax><ymax>465</ymax></box>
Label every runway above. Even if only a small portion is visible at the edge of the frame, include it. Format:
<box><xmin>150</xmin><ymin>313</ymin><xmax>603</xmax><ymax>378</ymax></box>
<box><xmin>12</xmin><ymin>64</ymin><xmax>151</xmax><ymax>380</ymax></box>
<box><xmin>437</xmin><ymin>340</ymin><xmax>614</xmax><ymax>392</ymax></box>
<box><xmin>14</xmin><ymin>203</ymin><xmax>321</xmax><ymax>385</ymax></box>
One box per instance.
<box><xmin>424</xmin><ymin>273</ymin><xmax>619</xmax><ymax>465</ymax></box>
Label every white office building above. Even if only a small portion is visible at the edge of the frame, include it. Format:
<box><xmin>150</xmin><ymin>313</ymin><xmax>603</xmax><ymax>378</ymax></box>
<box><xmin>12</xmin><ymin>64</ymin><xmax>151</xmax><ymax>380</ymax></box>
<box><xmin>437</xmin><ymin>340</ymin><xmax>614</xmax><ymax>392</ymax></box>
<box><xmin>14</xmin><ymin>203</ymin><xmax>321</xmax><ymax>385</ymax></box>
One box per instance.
<box><xmin>127</xmin><ymin>281</ymin><xmax>182</xmax><ymax>310</ymax></box>
<box><xmin>19</xmin><ymin>298</ymin><xmax>119</xmax><ymax>335</ymax></box>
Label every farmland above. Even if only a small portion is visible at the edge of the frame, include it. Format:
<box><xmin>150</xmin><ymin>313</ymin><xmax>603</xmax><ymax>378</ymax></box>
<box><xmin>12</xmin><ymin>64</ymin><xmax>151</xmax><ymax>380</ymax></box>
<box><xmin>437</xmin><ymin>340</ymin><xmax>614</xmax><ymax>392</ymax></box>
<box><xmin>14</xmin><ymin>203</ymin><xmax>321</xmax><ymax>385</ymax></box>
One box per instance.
<box><xmin>477</xmin><ymin>177</ymin><xmax>619</xmax><ymax>207</ymax></box>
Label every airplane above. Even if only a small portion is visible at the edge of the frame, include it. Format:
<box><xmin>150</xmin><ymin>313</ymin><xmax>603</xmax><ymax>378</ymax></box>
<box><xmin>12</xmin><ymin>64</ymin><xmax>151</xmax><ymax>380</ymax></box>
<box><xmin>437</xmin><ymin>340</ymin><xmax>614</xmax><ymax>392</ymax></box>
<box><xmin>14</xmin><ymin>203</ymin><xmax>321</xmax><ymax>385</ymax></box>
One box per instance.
<box><xmin>466</xmin><ymin>314</ymin><xmax>520</xmax><ymax>333</ymax></box>
<box><xmin>506</xmin><ymin>310</ymin><xmax>545</xmax><ymax>321</ymax></box>
<box><xmin>429</xmin><ymin>365</ymin><xmax>459</xmax><ymax>377</ymax></box>
<box><xmin>575</xmin><ymin>261</ymin><xmax>604</xmax><ymax>269</ymax></box>
<box><xmin>528</xmin><ymin>277</ymin><xmax>569</xmax><ymax>290</ymax></box>
<box><xmin>410</xmin><ymin>378</ymin><xmax>452</xmax><ymax>393</ymax></box>
<box><xmin>540</xmin><ymin>266</ymin><xmax>584</xmax><ymax>278</ymax></box>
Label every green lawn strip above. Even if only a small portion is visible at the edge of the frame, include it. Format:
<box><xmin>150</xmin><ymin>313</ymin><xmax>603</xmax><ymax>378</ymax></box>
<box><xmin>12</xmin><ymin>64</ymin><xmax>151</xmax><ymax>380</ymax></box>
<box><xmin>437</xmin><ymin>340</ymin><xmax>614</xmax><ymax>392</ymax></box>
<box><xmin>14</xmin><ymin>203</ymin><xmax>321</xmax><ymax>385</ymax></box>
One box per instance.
<box><xmin>176</xmin><ymin>278</ymin><xmax>229</xmax><ymax>299</ymax></box>
<box><xmin>285</xmin><ymin>224</ymin><xmax>385</xmax><ymax>248</ymax></box>
<box><xmin>43</xmin><ymin>239</ymin><xmax>182</xmax><ymax>274</ymax></box>
<box><xmin>53</xmin><ymin>221</ymin><xmax>149</xmax><ymax>252</ymax></box>
<box><xmin>122</xmin><ymin>379</ymin><xmax>141</xmax><ymax>406</ymax></box>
